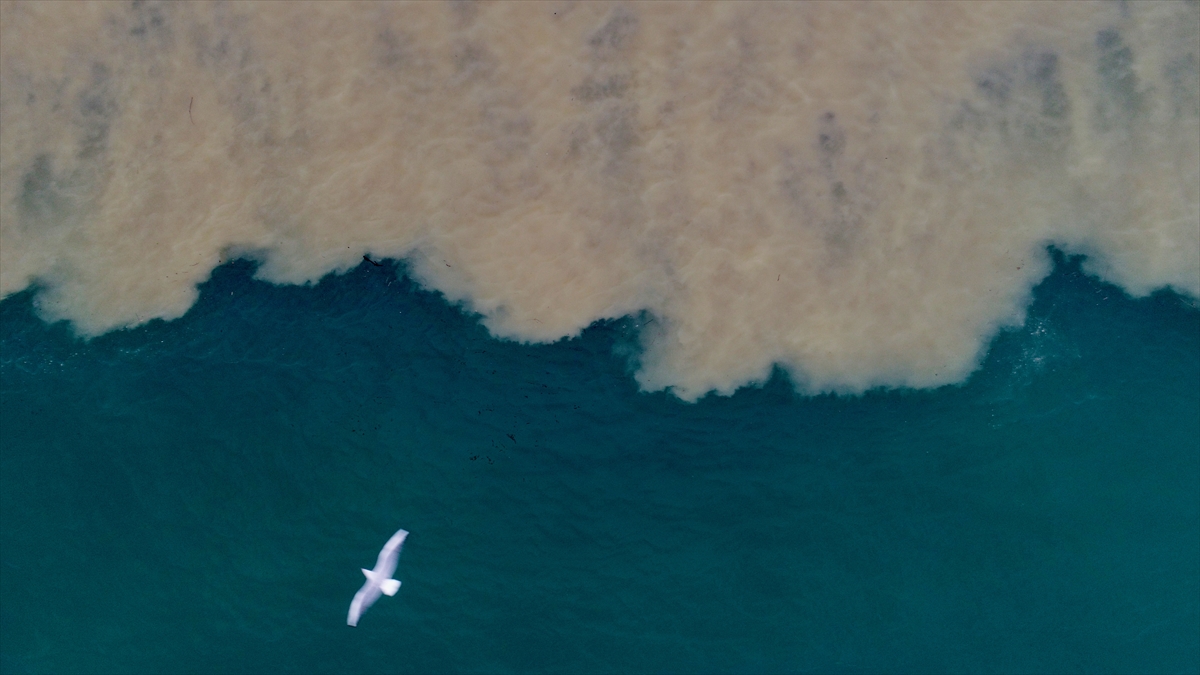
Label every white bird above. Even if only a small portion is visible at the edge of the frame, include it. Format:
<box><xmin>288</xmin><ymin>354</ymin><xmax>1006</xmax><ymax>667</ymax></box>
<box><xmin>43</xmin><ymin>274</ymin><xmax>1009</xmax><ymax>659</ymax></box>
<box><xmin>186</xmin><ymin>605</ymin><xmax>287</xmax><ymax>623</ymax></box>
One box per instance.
<box><xmin>347</xmin><ymin>528</ymin><xmax>408</xmax><ymax>627</ymax></box>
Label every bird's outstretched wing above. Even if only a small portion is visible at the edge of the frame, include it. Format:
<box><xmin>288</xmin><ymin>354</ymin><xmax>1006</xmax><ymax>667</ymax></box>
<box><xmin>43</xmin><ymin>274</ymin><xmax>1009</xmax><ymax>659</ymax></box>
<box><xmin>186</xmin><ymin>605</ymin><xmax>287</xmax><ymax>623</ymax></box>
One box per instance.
<box><xmin>347</xmin><ymin>580</ymin><xmax>382</xmax><ymax>627</ymax></box>
<box><xmin>348</xmin><ymin>528</ymin><xmax>408</xmax><ymax>626</ymax></box>
<box><xmin>374</xmin><ymin>529</ymin><xmax>408</xmax><ymax>578</ymax></box>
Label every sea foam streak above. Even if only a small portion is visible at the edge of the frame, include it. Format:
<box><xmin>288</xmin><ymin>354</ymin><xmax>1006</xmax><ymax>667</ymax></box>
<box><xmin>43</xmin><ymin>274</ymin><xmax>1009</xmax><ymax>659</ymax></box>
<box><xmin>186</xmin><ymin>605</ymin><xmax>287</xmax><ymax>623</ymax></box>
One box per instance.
<box><xmin>1</xmin><ymin>2</ymin><xmax>1196</xmax><ymax>400</ymax></box>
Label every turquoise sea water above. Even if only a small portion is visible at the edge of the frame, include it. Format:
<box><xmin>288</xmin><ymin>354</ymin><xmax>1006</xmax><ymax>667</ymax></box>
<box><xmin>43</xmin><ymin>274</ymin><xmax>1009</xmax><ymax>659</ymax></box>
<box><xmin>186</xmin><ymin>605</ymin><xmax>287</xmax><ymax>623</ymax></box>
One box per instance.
<box><xmin>1</xmin><ymin>250</ymin><xmax>1197</xmax><ymax>674</ymax></box>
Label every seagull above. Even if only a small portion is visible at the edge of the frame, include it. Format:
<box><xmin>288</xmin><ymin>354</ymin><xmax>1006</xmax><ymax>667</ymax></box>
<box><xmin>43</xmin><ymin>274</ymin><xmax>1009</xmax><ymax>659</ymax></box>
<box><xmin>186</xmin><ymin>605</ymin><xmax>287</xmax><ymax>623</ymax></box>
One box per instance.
<box><xmin>347</xmin><ymin>528</ymin><xmax>408</xmax><ymax>627</ymax></box>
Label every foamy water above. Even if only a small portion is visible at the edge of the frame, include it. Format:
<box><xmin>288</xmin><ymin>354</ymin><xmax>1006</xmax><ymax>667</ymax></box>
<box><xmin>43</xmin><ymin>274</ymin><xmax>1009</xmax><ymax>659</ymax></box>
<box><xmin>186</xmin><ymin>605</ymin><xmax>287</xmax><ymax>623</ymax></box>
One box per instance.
<box><xmin>2</xmin><ymin>1</ymin><xmax>1196</xmax><ymax>399</ymax></box>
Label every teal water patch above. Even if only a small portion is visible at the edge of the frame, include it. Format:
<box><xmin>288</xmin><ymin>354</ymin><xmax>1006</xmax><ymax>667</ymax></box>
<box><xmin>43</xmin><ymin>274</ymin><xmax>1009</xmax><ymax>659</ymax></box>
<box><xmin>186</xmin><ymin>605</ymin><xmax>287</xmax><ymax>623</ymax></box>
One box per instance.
<box><xmin>1</xmin><ymin>251</ymin><xmax>1197</xmax><ymax>674</ymax></box>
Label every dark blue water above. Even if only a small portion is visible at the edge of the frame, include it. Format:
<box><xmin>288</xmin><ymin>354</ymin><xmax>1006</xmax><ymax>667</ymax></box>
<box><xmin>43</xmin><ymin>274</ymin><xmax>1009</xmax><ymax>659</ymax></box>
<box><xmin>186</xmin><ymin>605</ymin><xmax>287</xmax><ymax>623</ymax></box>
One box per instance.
<box><xmin>1</xmin><ymin>250</ymin><xmax>1197</xmax><ymax>674</ymax></box>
